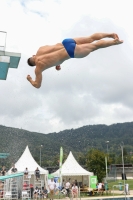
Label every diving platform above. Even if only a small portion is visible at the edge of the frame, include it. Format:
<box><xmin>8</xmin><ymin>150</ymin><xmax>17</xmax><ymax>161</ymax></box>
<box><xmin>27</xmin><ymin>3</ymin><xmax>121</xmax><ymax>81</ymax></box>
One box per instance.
<box><xmin>0</xmin><ymin>153</ymin><xmax>10</xmax><ymax>158</ymax></box>
<box><xmin>0</xmin><ymin>31</ymin><xmax>21</xmax><ymax>80</ymax></box>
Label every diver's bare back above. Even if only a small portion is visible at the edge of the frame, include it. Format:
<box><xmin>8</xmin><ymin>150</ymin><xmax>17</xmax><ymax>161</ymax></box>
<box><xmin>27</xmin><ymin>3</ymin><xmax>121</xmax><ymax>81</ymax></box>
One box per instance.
<box><xmin>35</xmin><ymin>43</ymin><xmax>70</xmax><ymax>71</ymax></box>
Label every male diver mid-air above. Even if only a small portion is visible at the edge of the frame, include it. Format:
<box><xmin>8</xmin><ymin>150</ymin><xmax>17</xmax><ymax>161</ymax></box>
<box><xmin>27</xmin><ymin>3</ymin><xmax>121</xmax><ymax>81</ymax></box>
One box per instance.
<box><xmin>27</xmin><ymin>33</ymin><xmax>123</xmax><ymax>88</ymax></box>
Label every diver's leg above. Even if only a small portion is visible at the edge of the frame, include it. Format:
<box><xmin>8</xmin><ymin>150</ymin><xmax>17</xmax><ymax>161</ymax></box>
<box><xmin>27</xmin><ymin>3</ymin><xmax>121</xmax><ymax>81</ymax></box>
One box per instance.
<box><xmin>74</xmin><ymin>38</ymin><xmax>123</xmax><ymax>58</ymax></box>
<box><xmin>74</xmin><ymin>33</ymin><xmax>119</xmax><ymax>44</ymax></box>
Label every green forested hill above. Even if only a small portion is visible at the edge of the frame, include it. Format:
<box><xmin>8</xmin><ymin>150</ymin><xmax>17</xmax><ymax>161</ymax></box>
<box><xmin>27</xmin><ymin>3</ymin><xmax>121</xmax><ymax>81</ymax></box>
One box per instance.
<box><xmin>0</xmin><ymin>121</ymin><xmax>133</xmax><ymax>168</ymax></box>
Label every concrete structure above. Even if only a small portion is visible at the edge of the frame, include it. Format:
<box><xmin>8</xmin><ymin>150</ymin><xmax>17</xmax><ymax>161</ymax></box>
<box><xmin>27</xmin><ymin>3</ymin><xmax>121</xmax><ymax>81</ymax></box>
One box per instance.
<box><xmin>0</xmin><ymin>31</ymin><xmax>21</xmax><ymax>80</ymax></box>
<box><xmin>109</xmin><ymin>164</ymin><xmax>133</xmax><ymax>180</ymax></box>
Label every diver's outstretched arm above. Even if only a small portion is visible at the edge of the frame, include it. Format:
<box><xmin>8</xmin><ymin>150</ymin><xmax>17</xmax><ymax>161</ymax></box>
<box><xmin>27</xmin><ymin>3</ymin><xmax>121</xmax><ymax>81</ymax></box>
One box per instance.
<box><xmin>27</xmin><ymin>68</ymin><xmax>42</xmax><ymax>88</ymax></box>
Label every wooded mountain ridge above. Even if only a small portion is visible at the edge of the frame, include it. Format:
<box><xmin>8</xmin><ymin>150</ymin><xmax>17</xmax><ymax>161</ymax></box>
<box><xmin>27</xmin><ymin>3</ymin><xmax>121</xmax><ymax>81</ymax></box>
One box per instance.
<box><xmin>0</xmin><ymin>121</ymin><xmax>133</xmax><ymax>168</ymax></box>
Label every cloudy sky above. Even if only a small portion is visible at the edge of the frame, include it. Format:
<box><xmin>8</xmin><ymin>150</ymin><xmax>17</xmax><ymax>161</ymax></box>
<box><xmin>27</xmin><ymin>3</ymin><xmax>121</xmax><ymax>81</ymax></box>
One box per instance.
<box><xmin>0</xmin><ymin>0</ymin><xmax>133</xmax><ymax>134</ymax></box>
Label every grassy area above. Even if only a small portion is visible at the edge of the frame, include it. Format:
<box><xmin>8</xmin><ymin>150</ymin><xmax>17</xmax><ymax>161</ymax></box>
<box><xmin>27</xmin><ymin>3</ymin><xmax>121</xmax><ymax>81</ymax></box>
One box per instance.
<box><xmin>52</xmin><ymin>189</ymin><xmax>124</xmax><ymax>199</ymax></box>
<box><xmin>108</xmin><ymin>179</ymin><xmax>133</xmax><ymax>190</ymax></box>
<box><xmin>51</xmin><ymin>181</ymin><xmax>133</xmax><ymax>199</ymax></box>
<box><xmin>77</xmin><ymin>191</ymin><xmax>121</xmax><ymax>198</ymax></box>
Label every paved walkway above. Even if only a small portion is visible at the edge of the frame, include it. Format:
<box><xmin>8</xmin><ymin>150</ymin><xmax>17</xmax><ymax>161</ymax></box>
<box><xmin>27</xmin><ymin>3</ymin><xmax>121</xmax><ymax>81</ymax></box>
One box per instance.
<box><xmin>113</xmin><ymin>189</ymin><xmax>133</xmax><ymax>195</ymax></box>
<box><xmin>82</xmin><ymin>190</ymin><xmax>133</xmax><ymax>199</ymax></box>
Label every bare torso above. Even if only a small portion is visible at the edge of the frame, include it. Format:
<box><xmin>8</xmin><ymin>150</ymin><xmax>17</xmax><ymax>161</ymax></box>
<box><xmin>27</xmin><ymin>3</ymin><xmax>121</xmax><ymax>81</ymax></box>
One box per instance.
<box><xmin>35</xmin><ymin>43</ymin><xmax>70</xmax><ymax>71</ymax></box>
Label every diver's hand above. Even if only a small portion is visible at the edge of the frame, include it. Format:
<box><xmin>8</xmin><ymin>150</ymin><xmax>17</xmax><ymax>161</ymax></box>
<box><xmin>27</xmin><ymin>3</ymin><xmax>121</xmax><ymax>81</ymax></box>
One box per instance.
<box><xmin>27</xmin><ymin>75</ymin><xmax>32</xmax><ymax>81</ymax></box>
<box><xmin>55</xmin><ymin>65</ymin><xmax>61</xmax><ymax>70</ymax></box>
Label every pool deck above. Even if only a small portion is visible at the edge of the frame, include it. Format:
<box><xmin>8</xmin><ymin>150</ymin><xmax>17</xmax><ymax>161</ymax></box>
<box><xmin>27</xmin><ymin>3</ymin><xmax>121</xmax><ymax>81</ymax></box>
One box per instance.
<box><xmin>80</xmin><ymin>194</ymin><xmax>132</xmax><ymax>199</ymax></box>
<box><xmin>82</xmin><ymin>190</ymin><xmax>133</xmax><ymax>199</ymax></box>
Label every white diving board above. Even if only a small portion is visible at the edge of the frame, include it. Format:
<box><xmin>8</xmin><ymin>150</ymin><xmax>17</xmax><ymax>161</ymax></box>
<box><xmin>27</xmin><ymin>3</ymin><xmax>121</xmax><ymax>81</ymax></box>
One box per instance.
<box><xmin>0</xmin><ymin>31</ymin><xmax>21</xmax><ymax>80</ymax></box>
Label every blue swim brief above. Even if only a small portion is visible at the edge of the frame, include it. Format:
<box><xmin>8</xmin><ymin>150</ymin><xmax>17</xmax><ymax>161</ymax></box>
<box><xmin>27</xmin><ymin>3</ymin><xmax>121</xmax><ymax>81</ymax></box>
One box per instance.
<box><xmin>62</xmin><ymin>38</ymin><xmax>76</xmax><ymax>58</ymax></box>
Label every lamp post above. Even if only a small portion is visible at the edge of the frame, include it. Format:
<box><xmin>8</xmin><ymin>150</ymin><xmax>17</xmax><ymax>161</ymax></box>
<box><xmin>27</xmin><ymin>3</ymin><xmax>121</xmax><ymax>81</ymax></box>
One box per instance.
<box><xmin>106</xmin><ymin>141</ymin><xmax>109</xmax><ymax>156</ymax></box>
<box><xmin>105</xmin><ymin>141</ymin><xmax>109</xmax><ymax>180</ymax></box>
<box><xmin>40</xmin><ymin>145</ymin><xmax>43</xmax><ymax>166</ymax></box>
<box><xmin>120</xmin><ymin>142</ymin><xmax>126</xmax><ymax>197</ymax></box>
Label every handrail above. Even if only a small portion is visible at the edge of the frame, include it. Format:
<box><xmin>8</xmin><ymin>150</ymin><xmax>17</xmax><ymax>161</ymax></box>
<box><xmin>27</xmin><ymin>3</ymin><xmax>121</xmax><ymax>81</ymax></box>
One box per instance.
<box><xmin>0</xmin><ymin>31</ymin><xmax>7</xmax><ymax>52</ymax></box>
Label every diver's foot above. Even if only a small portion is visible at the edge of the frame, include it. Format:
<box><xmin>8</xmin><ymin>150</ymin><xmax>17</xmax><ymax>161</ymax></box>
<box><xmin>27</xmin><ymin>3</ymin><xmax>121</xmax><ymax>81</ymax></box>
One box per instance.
<box><xmin>109</xmin><ymin>33</ymin><xmax>119</xmax><ymax>40</ymax></box>
<box><xmin>114</xmin><ymin>38</ymin><xmax>123</xmax><ymax>44</ymax></box>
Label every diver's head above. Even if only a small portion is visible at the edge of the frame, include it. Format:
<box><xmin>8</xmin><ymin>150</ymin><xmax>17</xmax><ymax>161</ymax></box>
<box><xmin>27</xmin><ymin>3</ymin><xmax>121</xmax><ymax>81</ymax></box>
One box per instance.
<box><xmin>27</xmin><ymin>56</ymin><xmax>35</xmax><ymax>67</ymax></box>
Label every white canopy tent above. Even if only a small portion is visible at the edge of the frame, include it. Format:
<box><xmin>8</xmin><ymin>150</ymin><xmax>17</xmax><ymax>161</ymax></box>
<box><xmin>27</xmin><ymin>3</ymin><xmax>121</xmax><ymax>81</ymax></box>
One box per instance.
<box><xmin>8</xmin><ymin>146</ymin><xmax>48</xmax><ymax>188</ymax></box>
<box><xmin>8</xmin><ymin>146</ymin><xmax>48</xmax><ymax>175</ymax></box>
<box><xmin>52</xmin><ymin>151</ymin><xmax>93</xmax><ymax>187</ymax></box>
